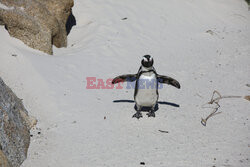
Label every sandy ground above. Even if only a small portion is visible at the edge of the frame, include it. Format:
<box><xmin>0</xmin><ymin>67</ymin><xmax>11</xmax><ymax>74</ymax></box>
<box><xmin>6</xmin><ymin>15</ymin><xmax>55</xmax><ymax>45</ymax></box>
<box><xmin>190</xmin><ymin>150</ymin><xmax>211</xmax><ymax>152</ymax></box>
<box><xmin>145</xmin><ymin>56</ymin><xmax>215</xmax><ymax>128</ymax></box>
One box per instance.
<box><xmin>0</xmin><ymin>0</ymin><xmax>250</xmax><ymax>166</ymax></box>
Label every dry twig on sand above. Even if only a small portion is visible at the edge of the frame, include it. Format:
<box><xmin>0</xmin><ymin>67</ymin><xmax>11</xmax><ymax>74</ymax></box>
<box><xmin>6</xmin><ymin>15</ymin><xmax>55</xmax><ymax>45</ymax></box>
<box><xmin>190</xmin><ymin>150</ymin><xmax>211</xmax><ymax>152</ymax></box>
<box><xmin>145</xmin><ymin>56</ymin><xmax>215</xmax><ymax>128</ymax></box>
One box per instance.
<box><xmin>201</xmin><ymin>90</ymin><xmax>249</xmax><ymax>126</ymax></box>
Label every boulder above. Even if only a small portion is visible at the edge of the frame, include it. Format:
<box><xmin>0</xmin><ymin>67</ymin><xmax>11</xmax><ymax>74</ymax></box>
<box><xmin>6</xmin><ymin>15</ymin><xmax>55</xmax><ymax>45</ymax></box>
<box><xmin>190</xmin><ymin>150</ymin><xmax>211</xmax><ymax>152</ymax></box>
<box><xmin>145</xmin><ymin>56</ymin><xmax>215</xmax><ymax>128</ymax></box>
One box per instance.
<box><xmin>0</xmin><ymin>77</ymin><xmax>37</xmax><ymax>167</ymax></box>
<box><xmin>0</xmin><ymin>150</ymin><xmax>10</xmax><ymax>167</ymax></box>
<box><xmin>0</xmin><ymin>0</ymin><xmax>74</xmax><ymax>55</ymax></box>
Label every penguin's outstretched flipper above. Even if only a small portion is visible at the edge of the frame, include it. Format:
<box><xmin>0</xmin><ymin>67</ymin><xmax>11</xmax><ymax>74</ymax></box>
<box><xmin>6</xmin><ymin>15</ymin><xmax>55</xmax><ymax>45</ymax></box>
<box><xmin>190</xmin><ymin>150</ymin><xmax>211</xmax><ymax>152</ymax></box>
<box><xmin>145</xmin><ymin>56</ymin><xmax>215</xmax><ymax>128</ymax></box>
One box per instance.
<box><xmin>112</xmin><ymin>74</ymin><xmax>137</xmax><ymax>84</ymax></box>
<box><xmin>157</xmin><ymin>75</ymin><xmax>181</xmax><ymax>89</ymax></box>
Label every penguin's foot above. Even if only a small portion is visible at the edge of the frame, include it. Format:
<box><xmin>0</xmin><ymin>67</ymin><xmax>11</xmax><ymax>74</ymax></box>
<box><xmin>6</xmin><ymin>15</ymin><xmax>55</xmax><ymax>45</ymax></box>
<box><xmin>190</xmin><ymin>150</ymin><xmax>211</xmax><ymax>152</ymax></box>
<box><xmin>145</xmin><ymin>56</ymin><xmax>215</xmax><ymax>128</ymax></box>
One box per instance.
<box><xmin>147</xmin><ymin>111</ymin><xmax>155</xmax><ymax>117</ymax></box>
<box><xmin>132</xmin><ymin>112</ymin><xmax>143</xmax><ymax>119</ymax></box>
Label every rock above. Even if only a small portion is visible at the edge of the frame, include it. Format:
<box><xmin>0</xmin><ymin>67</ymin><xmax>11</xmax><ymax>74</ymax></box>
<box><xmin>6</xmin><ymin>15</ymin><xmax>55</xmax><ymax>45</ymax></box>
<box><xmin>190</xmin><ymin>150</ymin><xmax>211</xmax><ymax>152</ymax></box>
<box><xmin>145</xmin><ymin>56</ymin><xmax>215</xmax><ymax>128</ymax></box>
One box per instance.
<box><xmin>0</xmin><ymin>0</ymin><xmax>74</xmax><ymax>55</ymax></box>
<box><xmin>244</xmin><ymin>96</ymin><xmax>250</xmax><ymax>102</ymax></box>
<box><xmin>0</xmin><ymin>150</ymin><xmax>10</xmax><ymax>167</ymax></box>
<box><xmin>140</xmin><ymin>162</ymin><xmax>145</xmax><ymax>165</ymax></box>
<box><xmin>0</xmin><ymin>77</ymin><xmax>36</xmax><ymax>167</ymax></box>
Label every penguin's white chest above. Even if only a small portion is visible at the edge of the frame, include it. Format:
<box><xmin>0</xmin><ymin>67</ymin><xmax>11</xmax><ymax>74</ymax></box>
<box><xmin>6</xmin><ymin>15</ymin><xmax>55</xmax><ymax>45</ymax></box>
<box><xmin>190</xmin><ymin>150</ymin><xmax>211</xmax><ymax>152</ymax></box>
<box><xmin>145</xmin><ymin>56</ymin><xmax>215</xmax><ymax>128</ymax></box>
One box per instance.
<box><xmin>135</xmin><ymin>73</ymin><xmax>158</xmax><ymax>107</ymax></box>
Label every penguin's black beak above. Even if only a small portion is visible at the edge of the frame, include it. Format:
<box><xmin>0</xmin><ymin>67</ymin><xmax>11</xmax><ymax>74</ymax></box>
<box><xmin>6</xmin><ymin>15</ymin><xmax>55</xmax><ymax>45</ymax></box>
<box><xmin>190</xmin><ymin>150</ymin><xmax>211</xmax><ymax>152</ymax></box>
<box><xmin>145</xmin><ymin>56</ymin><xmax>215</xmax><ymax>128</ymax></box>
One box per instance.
<box><xmin>143</xmin><ymin>55</ymin><xmax>151</xmax><ymax>60</ymax></box>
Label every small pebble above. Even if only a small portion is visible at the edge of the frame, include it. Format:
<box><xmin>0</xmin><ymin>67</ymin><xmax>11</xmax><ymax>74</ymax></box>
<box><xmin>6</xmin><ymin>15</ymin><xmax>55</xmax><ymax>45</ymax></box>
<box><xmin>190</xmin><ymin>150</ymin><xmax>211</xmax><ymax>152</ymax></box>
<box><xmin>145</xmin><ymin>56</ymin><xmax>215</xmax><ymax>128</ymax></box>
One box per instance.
<box><xmin>206</xmin><ymin>30</ymin><xmax>214</xmax><ymax>35</ymax></box>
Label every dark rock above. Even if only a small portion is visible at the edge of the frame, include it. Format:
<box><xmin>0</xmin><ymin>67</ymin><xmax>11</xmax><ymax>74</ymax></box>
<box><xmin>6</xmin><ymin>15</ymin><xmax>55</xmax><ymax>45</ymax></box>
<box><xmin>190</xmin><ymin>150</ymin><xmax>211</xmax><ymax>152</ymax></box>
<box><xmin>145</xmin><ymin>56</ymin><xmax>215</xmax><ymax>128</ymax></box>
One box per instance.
<box><xmin>140</xmin><ymin>162</ymin><xmax>145</xmax><ymax>165</ymax></box>
<box><xmin>0</xmin><ymin>77</ymin><xmax>36</xmax><ymax>167</ymax></box>
<box><xmin>0</xmin><ymin>150</ymin><xmax>10</xmax><ymax>167</ymax></box>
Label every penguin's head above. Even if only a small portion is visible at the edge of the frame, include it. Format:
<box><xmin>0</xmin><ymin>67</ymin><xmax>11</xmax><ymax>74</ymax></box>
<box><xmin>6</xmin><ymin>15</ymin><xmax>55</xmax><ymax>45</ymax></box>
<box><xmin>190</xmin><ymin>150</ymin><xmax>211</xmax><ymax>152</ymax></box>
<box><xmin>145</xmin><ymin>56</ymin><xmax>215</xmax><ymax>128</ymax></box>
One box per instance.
<box><xmin>141</xmin><ymin>55</ymin><xmax>154</xmax><ymax>68</ymax></box>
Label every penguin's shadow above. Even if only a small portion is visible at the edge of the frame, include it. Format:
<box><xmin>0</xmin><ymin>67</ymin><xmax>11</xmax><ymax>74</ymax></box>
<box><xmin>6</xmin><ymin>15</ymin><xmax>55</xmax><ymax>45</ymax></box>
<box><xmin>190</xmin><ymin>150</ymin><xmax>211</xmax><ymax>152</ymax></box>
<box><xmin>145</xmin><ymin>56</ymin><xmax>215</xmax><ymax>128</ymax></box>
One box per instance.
<box><xmin>112</xmin><ymin>100</ymin><xmax>180</xmax><ymax>112</ymax></box>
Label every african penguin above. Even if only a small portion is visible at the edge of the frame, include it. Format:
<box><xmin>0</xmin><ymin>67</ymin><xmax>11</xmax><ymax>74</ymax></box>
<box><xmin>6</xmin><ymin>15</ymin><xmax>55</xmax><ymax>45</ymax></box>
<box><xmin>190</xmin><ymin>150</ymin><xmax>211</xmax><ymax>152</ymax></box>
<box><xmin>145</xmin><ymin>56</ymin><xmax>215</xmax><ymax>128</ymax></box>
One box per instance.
<box><xmin>112</xmin><ymin>55</ymin><xmax>180</xmax><ymax>119</ymax></box>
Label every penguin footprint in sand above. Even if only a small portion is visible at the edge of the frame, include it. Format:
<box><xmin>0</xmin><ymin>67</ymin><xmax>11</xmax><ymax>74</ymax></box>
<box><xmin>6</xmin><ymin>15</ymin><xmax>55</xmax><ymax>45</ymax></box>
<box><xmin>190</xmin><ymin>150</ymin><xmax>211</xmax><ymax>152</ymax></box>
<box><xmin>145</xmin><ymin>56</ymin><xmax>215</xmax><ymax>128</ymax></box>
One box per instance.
<box><xmin>112</xmin><ymin>55</ymin><xmax>180</xmax><ymax>119</ymax></box>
